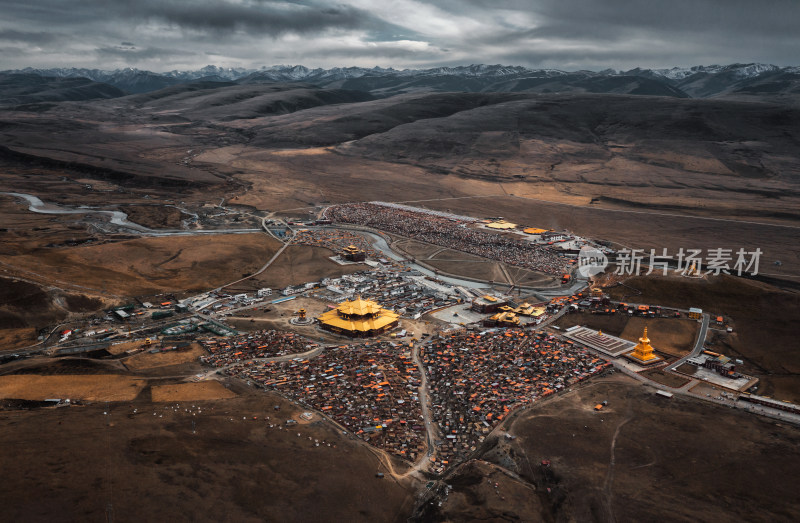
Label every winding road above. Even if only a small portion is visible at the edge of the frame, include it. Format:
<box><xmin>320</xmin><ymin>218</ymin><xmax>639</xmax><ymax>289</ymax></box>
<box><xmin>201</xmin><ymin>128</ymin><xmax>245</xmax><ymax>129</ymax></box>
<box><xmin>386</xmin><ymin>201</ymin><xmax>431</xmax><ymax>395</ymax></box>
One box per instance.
<box><xmin>664</xmin><ymin>313</ymin><xmax>710</xmax><ymax>372</ymax></box>
<box><xmin>409</xmin><ymin>338</ymin><xmax>438</xmax><ymax>475</ymax></box>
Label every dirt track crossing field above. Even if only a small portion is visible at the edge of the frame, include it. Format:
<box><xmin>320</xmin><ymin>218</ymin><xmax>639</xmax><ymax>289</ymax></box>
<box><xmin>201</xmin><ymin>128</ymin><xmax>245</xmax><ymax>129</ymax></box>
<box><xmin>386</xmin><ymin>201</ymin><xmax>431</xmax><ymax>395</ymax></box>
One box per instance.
<box><xmin>502</xmin><ymin>376</ymin><xmax>800</xmax><ymax>522</ymax></box>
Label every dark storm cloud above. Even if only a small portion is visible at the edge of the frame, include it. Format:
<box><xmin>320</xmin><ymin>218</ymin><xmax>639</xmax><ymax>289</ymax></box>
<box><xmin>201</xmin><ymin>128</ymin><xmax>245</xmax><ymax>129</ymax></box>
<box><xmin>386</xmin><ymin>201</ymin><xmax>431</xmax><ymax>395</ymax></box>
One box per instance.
<box><xmin>423</xmin><ymin>0</ymin><xmax>800</xmax><ymax>68</ymax></box>
<box><xmin>96</xmin><ymin>46</ymin><xmax>197</xmax><ymax>63</ymax></box>
<box><xmin>125</xmin><ymin>1</ymin><xmax>386</xmax><ymax>34</ymax></box>
<box><xmin>1</xmin><ymin>0</ymin><xmax>404</xmax><ymax>37</ymax></box>
<box><xmin>0</xmin><ymin>0</ymin><xmax>797</xmax><ymax>70</ymax></box>
<box><xmin>0</xmin><ymin>29</ymin><xmax>63</xmax><ymax>45</ymax></box>
<box><xmin>494</xmin><ymin>0</ymin><xmax>799</xmax><ymax>49</ymax></box>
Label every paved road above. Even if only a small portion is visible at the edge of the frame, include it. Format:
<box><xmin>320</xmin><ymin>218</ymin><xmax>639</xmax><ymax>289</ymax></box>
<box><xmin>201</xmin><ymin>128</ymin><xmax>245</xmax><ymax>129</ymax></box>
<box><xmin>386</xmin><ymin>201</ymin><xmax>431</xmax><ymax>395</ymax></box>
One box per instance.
<box><xmin>665</xmin><ymin>313</ymin><xmax>710</xmax><ymax>372</ymax></box>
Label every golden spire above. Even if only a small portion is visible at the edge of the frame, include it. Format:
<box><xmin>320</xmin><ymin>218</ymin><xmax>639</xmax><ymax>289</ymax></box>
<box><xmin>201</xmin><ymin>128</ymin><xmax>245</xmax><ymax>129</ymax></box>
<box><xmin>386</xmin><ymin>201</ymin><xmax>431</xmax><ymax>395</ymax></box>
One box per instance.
<box><xmin>630</xmin><ymin>325</ymin><xmax>658</xmax><ymax>363</ymax></box>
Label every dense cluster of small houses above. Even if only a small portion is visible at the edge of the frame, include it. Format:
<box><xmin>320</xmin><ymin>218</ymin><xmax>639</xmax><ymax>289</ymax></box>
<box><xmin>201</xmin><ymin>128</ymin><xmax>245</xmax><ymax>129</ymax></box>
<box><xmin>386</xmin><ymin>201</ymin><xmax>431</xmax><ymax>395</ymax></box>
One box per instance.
<box><xmin>423</xmin><ymin>329</ymin><xmax>611</xmax><ymax>468</ymax></box>
<box><xmin>197</xmin><ymin>323</ymin><xmax>612</xmax><ymax>466</ymax></box>
<box><xmin>214</xmin><ymin>340</ymin><xmax>428</xmax><ymax>459</ymax></box>
<box><xmin>200</xmin><ymin>330</ymin><xmax>317</xmax><ymax>366</ymax></box>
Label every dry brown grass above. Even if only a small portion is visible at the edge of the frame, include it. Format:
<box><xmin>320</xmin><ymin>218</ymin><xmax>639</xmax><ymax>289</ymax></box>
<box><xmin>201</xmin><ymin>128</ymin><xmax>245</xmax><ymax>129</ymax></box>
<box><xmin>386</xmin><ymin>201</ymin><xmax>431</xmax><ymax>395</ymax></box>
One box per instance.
<box><xmin>221</xmin><ymin>149</ymin><xmax>499</xmax><ymax>211</ymax></box>
<box><xmin>0</xmin><ymin>328</ymin><xmax>38</xmax><ymax>352</ymax></box>
<box><xmin>106</xmin><ymin>340</ymin><xmax>147</xmax><ymax>355</ymax></box>
<box><xmin>228</xmin><ymin>244</ymin><xmax>363</xmax><ymax>292</ymax></box>
<box><xmin>506</xmin><ymin>376</ymin><xmax>800</xmax><ymax>522</ymax></box>
<box><xmin>0</xmin><ymin>375</ymin><xmax>145</xmax><ymax>401</ymax></box>
<box><xmin>150</xmin><ymin>381</ymin><xmax>236</xmax><ymax>402</ymax></box>
<box><xmin>0</xmin><ymin>233</ymin><xmax>281</xmax><ymax>296</ymax></box>
<box><xmin>0</xmin><ymin>388</ymin><xmax>416</xmax><ymax>522</ymax></box>
<box><xmin>125</xmin><ymin>345</ymin><xmax>206</xmax><ymax>371</ymax></box>
<box><xmin>620</xmin><ymin>317</ymin><xmax>699</xmax><ymax>357</ymax></box>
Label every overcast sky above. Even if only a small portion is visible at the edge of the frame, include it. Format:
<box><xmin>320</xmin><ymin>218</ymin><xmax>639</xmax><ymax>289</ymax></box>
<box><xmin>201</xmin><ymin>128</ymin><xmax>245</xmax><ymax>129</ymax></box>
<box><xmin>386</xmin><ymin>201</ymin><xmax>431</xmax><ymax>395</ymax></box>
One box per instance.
<box><xmin>1</xmin><ymin>0</ymin><xmax>797</xmax><ymax>71</ymax></box>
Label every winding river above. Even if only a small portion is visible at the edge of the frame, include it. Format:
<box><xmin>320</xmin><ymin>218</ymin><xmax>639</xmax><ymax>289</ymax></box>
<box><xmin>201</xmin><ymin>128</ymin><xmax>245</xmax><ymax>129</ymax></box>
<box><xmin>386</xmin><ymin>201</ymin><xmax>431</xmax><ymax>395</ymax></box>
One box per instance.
<box><xmin>1</xmin><ymin>192</ymin><xmax>260</xmax><ymax>236</ymax></box>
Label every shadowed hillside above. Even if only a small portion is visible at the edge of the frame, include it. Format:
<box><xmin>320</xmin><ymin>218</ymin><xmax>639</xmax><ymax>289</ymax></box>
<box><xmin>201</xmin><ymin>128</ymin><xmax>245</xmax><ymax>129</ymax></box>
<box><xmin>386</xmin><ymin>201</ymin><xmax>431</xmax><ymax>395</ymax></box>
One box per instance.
<box><xmin>0</xmin><ymin>74</ymin><xmax>124</xmax><ymax>106</ymax></box>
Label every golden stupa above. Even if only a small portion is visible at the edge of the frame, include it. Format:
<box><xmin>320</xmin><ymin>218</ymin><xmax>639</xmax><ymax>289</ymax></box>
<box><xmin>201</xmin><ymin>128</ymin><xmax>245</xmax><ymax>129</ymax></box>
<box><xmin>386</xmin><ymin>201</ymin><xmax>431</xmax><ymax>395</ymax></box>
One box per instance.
<box><xmin>628</xmin><ymin>327</ymin><xmax>661</xmax><ymax>364</ymax></box>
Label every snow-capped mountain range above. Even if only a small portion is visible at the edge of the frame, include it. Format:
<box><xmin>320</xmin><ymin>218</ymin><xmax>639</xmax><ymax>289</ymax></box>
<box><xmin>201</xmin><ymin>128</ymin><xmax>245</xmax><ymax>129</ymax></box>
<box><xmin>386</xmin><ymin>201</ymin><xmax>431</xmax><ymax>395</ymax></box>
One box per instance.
<box><xmin>2</xmin><ymin>62</ymin><xmax>799</xmax><ymax>99</ymax></box>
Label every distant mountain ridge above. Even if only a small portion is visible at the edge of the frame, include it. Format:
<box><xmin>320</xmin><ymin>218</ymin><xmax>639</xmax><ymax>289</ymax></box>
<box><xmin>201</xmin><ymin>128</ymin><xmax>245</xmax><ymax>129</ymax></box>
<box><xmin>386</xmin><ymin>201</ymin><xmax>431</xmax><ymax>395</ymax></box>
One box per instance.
<box><xmin>0</xmin><ymin>73</ymin><xmax>124</xmax><ymax>106</ymax></box>
<box><xmin>2</xmin><ymin>62</ymin><xmax>799</xmax><ymax>100</ymax></box>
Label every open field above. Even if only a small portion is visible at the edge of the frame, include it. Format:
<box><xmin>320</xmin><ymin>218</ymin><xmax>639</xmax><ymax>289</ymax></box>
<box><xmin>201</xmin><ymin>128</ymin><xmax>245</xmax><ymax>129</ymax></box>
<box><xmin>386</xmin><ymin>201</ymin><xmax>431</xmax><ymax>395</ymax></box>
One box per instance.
<box><xmin>2</xmin><ymin>91</ymin><xmax>798</xmax><ymax>282</ymax></box>
<box><xmin>0</xmin><ymin>233</ymin><xmax>281</xmax><ymax>296</ymax></box>
<box><xmin>124</xmin><ymin>344</ymin><xmax>207</xmax><ymax>371</ymax></box>
<box><xmin>0</xmin><ymin>386</ymin><xmax>417</xmax><ymax>522</ymax></box>
<box><xmin>0</xmin><ymin>374</ymin><xmax>145</xmax><ymax>401</ymax></box>
<box><xmin>150</xmin><ymin>381</ymin><xmax>236</xmax><ymax>402</ymax></box>
<box><xmin>227</xmin><ymin>244</ymin><xmax>364</xmax><ymax>292</ymax></box>
<box><xmin>0</xmin><ymin>192</ymin><xmax>102</xmax><ymax>254</ymax></box>
<box><xmin>639</xmin><ymin>368</ymin><xmax>691</xmax><ymax>388</ymax></box>
<box><xmin>0</xmin><ymin>327</ymin><xmax>38</xmax><ymax>351</ymax></box>
<box><xmin>114</xmin><ymin>204</ymin><xmax>184</xmax><ymax>229</ymax></box>
<box><xmin>604</xmin><ymin>274</ymin><xmax>800</xmax><ymax>402</ymax></box>
<box><xmin>495</xmin><ymin>376</ymin><xmax>800</xmax><ymax>522</ymax></box>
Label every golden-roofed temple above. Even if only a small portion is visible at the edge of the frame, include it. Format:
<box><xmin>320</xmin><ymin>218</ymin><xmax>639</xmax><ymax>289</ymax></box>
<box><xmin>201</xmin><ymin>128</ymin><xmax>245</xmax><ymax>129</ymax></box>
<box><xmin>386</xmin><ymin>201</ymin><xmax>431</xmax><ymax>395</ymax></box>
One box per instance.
<box><xmin>483</xmin><ymin>311</ymin><xmax>520</xmax><ymax>328</ymax></box>
<box><xmin>342</xmin><ymin>244</ymin><xmax>366</xmax><ymax>262</ymax></box>
<box><xmin>318</xmin><ymin>296</ymin><xmax>399</xmax><ymax>337</ymax></box>
<box><xmin>499</xmin><ymin>302</ymin><xmax>546</xmax><ymax>318</ymax></box>
<box><xmin>626</xmin><ymin>327</ymin><xmax>662</xmax><ymax>365</ymax></box>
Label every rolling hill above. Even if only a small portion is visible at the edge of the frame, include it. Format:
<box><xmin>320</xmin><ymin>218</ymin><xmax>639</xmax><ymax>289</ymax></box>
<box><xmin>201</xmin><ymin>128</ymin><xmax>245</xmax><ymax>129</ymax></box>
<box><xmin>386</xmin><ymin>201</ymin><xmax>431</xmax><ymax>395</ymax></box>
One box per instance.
<box><xmin>0</xmin><ymin>73</ymin><xmax>124</xmax><ymax>107</ymax></box>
